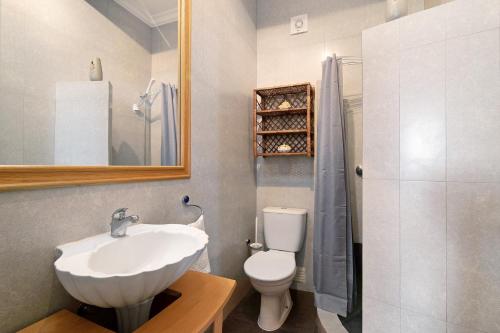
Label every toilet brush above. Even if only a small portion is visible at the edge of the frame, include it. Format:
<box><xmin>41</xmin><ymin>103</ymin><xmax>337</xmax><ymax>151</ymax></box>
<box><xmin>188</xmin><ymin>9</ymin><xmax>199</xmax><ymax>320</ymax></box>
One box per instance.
<box><xmin>250</xmin><ymin>216</ymin><xmax>263</xmax><ymax>255</ymax></box>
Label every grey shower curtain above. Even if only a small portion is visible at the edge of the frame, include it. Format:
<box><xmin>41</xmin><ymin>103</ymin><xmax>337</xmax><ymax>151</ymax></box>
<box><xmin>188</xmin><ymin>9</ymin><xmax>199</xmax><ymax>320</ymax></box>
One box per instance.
<box><xmin>161</xmin><ymin>83</ymin><xmax>178</xmax><ymax>166</ymax></box>
<box><xmin>313</xmin><ymin>55</ymin><xmax>355</xmax><ymax>317</ymax></box>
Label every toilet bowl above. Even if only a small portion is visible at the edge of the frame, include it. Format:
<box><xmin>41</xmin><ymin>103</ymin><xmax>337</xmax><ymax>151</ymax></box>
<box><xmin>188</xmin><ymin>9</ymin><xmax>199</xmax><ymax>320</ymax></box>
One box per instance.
<box><xmin>244</xmin><ymin>250</ymin><xmax>296</xmax><ymax>331</ymax></box>
<box><xmin>243</xmin><ymin>207</ymin><xmax>307</xmax><ymax>331</ymax></box>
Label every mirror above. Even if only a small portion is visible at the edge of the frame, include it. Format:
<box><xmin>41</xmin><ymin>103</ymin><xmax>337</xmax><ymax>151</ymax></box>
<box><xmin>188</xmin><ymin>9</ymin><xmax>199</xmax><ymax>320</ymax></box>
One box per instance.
<box><xmin>0</xmin><ymin>0</ymin><xmax>184</xmax><ymax>167</ymax></box>
<box><xmin>0</xmin><ymin>0</ymin><xmax>191</xmax><ymax>191</ymax></box>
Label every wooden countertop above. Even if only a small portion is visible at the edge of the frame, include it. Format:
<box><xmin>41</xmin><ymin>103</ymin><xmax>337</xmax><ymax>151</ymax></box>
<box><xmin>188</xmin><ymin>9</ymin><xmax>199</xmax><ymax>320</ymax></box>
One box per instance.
<box><xmin>19</xmin><ymin>271</ymin><xmax>237</xmax><ymax>333</ymax></box>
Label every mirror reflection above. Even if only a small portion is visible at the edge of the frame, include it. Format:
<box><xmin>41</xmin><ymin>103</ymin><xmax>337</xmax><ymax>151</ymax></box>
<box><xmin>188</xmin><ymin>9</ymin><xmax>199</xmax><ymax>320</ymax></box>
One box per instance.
<box><xmin>0</xmin><ymin>0</ymin><xmax>181</xmax><ymax>166</ymax></box>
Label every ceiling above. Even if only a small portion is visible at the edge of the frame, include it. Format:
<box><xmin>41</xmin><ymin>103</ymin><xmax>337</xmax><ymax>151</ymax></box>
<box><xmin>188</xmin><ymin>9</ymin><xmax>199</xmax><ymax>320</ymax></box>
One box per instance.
<box><xmin>114</xmin><ymin>0</ymin><xmax>178</xmax><ymax>27</ymax></box>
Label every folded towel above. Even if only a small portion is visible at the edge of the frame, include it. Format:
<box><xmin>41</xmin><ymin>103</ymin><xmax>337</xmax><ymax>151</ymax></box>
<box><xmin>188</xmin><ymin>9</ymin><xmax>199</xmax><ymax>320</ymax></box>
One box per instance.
<box><xmin>188</xmin><ymin>215</ymin><xmax>211</xmax><ymax>273</ymax></box>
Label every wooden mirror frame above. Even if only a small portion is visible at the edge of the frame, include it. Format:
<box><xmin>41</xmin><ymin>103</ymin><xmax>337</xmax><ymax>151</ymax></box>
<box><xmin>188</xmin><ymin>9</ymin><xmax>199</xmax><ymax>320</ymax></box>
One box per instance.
<box><xmin>0</xmin><ymin>0</ymin><xmax>191</xmax><ymax>192</ymax></box>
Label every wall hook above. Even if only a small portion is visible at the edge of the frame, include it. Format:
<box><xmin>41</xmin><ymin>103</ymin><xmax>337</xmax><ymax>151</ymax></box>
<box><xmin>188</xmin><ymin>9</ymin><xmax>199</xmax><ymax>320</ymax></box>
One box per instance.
<box><xmin>181</xmin><ymin>195</ymin><xmax>204</xmax><ymax>221</ymax></box>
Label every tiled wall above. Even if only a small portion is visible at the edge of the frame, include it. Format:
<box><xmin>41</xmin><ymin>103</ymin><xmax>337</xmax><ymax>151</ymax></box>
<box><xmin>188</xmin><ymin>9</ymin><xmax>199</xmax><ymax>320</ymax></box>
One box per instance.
<box><xmin>0</xmin><ymin>0</ymin><xmax>152</xmax><ymax>165</ymax></box>
<box><xmin>0</xmin><ymin>0</ymin><xmax>257</xmax><ymax>331</ymax></box>
<box><xmin>255</xmin><ymin>0</ymin><xmax>427</xmax><ymax>292</ymax></box>
<box><xmin>362</xmin><ymin>0</ymin><xmax>500</xmax><ymax>332</ymax></box>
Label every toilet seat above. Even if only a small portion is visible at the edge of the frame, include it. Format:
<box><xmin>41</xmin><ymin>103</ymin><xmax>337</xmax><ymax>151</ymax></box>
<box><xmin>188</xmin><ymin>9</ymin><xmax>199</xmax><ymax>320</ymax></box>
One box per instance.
<box><xmin>244</xmin><ymin>250</ymin><xmax>296</xmax><ymax>282</ymax></box>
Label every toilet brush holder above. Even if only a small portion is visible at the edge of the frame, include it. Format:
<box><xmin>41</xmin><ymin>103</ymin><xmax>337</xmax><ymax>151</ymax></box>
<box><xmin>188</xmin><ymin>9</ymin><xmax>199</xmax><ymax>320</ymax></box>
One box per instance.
<box><xmin>249</xmin><ymin>242</ymin><xmax>263</xmax><ymax>256</ymax></box>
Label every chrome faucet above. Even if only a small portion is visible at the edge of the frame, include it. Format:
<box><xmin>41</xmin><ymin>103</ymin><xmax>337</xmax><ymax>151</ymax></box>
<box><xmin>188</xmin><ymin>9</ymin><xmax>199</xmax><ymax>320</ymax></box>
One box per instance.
<box><xmin>110</xmin><ymin>208</ymin><xmax>139</xmax><ymax>238</ymax></box>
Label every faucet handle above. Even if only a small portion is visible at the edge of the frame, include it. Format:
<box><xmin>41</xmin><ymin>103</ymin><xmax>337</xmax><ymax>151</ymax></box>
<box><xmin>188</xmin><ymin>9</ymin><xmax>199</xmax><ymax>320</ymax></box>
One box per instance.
<box><xmin>112</xmin><ymin>208</ymin><xmax>128</xmax><ymax>220</ymax></box>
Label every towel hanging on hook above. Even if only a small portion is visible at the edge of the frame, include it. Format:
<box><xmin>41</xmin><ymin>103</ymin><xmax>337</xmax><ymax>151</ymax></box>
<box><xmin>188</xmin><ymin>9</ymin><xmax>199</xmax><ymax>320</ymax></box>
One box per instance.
<box><xmin>182</xmin><ymin>195</ymin><xmax>211</xmax><ymax>273</ymax></box>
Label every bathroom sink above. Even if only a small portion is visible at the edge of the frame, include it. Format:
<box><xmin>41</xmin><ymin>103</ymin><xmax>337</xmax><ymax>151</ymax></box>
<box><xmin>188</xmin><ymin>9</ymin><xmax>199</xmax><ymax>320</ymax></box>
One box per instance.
<box><xmin>54</xmin><ymin>224</ymin><xmax>208</xmax><ymax>332</ymax></box>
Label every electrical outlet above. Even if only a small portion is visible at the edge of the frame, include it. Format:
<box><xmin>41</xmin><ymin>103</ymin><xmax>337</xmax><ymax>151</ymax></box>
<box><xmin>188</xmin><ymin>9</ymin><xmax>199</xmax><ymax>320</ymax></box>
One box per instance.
<box><xmin>294</xmin><ymin>266</ymin><xmax>306</xmax><ymax>284</ymax></box>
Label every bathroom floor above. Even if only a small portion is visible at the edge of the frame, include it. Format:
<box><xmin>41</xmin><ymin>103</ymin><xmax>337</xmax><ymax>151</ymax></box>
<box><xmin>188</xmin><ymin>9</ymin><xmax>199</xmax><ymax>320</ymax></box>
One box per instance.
<box><xmin>223</xmin><ymin>289</ymin><xmax>319</xmax><ymax>333</ymax></box>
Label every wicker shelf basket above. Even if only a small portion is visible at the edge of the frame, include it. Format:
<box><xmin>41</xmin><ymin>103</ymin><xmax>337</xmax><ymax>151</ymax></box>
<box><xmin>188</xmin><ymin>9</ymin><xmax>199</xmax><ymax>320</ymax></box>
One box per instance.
<box><xmin>253</xmin><ymin>83</ymin><xmax>314</xmax><ymax>157</ymax></box>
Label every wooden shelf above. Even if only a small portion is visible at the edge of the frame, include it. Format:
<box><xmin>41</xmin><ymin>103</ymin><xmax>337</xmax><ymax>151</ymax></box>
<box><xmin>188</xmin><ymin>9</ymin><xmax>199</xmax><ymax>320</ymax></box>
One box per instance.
<box><xmin>19</xmin><ymin>272</ymin><xmax>236</xmax><ymax>333</ymax></box>
<box><xmin>257</xmin><ymin>152</ymin><xmax>308</xmax><ymax>157</ymax></box>
<box><xmin>135</xmin><ymin>271</ymin><xmax>236</xmax><ymax>333</ymax></box>
<box><xmin>253</xmin><ymin>83</ymin><xmax>314</xmax><ymax>157</ymax></box>
<box><xmin>18</xmin><ymin>310</ymin><xmax>113</xmax><ymax>333</ymax></box>
<box><xmin>256</xmin><ymin>107</ymin><xmax>307</xmax><ymax>116</ymax></box>
<box><xmin>256</xmin><ymin>129</ymin><xmax>307</xmax><ymax>135</ymax></box>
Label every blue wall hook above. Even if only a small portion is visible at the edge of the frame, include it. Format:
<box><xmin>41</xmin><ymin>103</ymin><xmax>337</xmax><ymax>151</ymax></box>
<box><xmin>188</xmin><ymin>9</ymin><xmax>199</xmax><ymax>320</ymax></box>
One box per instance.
<box><xmin>181</xmin><ymin>195</ymin><xmax>204</xmax><ymax>221</ymax></box>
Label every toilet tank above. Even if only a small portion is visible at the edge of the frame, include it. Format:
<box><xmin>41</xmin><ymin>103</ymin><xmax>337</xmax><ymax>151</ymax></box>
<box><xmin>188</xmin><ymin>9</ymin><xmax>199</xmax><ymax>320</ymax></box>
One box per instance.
<box><xmin>263</xmin><ymin>207</ymin><xmax>307</xmax><ymax>252</ymax></box>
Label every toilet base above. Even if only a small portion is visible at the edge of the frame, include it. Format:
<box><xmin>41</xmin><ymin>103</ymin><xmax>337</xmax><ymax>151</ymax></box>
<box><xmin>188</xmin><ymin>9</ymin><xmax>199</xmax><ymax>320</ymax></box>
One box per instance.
<box><xmin>257</xmin><ymin>289</ymin><xmax>293</xmax><ymax>331</ymax></box>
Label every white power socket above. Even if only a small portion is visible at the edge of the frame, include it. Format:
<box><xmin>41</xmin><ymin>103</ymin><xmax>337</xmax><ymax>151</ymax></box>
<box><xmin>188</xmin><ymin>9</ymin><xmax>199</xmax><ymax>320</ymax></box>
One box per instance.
<box><xmin>294</xmin><ymin>266</ymin><xmax>306</xmax><ymax>284</ymax></box>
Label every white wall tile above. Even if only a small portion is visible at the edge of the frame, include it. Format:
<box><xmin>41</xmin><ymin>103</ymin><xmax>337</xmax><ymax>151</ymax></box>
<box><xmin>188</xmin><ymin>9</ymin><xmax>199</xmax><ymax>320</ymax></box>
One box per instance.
<box><xmin>400</xmin><ymin>42</ymin><xmax>446</xmax><ymax>181</ymax></box>
<box><xmin>363</xmin><ymin>52</ymin><xmax>400</xmax><ymax>180</ymax></box>
<box><xmin>401</xmin><ymin>309</ymin><xmax>446</xmax><ymax>333</ymax></box>
<box><xmin>446</xmin><ymin>29</ymin><xmax>500</xmax><ymax>182</ymax></box>
<box><xmin>447</xmin><ymin>182</ymin><xmax>500</xmax><ymax>333</ymax></box>
<box><xmin>363</xmin><ymin>179</ymin><xmax>400</xmax><ymax>306</ymax></box>
<box><xmin>399</xmin><ymin>2</ymin><xmax>447</xmax><ymax>49</ymax></box>
<box><xmin>325</xmin><ymin>35</ymin><xmax>362</xmax><ymax>58</ymax></box>
<box><xmin>325</xmin><ymin>35</ymin><xmax>364</xmax><ymax>96</ymax></box>
<box><xmin>363</xmin><ymin>94</ymin><xmax>400</xmax><ymax>180</ymax></box>
<box><xmin>446</xmin><ymin>0</ymin><xmax>500</xmax><ymax>39</ymax></box>
<box><xmin>364</xmin><ymin>2</ymin><xmax>500</xmax><ymax>333</ymax></box>
<box><xmin>400</xmin><ymin>181</ymin><xmax>446</xmax><ymax>320</ymax></box>
<box><xmin>256</xmin><ymin>23</ymin><xmax>291</xmax><ymax>53</ymax></box>
<box><xmin>288</xmin><ymin>42</ymin><xmax>324</xmax><ymax>84</ymax></box>
<box><xmin>364</xmin><ymin>297</ymin><xmax>401</xmax><ymax>333</ymax></box>
<box><xmin>362</xmin><ymin>19</ymin><xmax>399</xmax><ymax>59</ymax></box>
<box><xmin>257</xmin><ymin>48</ymin><xmax>291</xmax><ymax>87</ymax></box>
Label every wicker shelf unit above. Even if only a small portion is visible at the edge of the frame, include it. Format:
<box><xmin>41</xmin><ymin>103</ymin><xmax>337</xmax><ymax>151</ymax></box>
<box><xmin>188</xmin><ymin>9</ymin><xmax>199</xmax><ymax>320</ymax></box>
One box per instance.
<box><xmin>253</xmin><ymin>83</ymin><xmax>314</xmax><ymax>157</ymax></box>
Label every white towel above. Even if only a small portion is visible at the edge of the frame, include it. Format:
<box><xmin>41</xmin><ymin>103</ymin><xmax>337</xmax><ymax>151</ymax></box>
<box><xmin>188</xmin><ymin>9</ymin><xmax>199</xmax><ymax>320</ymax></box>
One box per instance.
<box><xmin>188</xmin><ymin>215</ymin><xmax>211</xmax><ymax>273</ymax></box>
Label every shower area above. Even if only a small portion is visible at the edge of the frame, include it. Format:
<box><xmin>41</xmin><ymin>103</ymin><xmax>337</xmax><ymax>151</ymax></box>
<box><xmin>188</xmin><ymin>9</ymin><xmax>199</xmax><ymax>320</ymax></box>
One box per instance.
<box><xmin>314</xmin><ymin>55</ymin><xmax>363</xmax><ymax>333</ymax></box>
<box><xmin>340</xmin><ymin>57</ymin><xmax>363</xmax><ymax>332</ymax></box>
<box><xmin>131</xmin><ymin>78</ymin><xmax>179</xmax><ymax>166</ymax></box>
<box><xmin>362</xmin><ymin>1</ymin><xmax>500</xmax><ymax>332</ymax></box>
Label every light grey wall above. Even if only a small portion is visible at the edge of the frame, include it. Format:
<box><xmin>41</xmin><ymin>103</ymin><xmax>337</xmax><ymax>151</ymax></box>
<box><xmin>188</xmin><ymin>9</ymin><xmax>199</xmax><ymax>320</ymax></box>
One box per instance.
<box><xmin>362</xmin><ymin>0</ymin><xmax>500</xmax><ymax>332</ymax></box>
<box><xmin>0</xmin><ymin>0</ymin><xmax>152</xmax><ymax>166</ymax></box>
<box><xmin>0</xmin><ymin>0</ymin><xmax>257</xmax><ymax>331</ymax></box>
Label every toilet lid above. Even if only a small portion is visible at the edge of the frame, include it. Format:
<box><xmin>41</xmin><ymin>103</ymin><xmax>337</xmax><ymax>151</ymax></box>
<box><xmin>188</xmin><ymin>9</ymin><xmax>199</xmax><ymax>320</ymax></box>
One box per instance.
<box><xmin>244</xmin><ymin>250</ymin><xmax>296</xmax><ymax>282</ymax></box>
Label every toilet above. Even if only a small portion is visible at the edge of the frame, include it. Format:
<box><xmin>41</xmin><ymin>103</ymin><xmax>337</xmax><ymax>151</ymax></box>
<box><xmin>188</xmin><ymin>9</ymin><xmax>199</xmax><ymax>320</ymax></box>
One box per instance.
<box><xmin>244</xmin><ymin>207</ymin><xmax>307</xmax><ymax>331</ymax></box>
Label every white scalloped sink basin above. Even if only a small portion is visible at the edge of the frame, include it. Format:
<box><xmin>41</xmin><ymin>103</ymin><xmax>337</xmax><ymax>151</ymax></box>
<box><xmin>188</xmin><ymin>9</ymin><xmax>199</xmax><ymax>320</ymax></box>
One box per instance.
<box><xmin>54</xmin><ymin>224</ymin><xmax>208</xmax><ymax>309</ymax></box>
